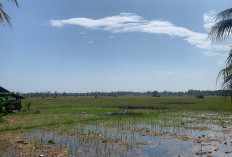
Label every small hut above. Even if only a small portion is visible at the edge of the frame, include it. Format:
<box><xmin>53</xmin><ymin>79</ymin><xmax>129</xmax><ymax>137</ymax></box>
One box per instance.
<box><xmin>0</xmin><ymin>86</ymin><xmax>25</xmax><ymax>110</ymax></box>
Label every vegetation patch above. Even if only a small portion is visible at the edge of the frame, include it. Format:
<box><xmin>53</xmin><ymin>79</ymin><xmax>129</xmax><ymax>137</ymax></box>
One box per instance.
<box><xmin>160</xmin><ymin>101</ymin><xmax>196</xmax><ymax>105</ymax></box>
<box><xmin>116</xmin><ymin>105</ymin><xmax>168</xmax><ymax>110</ymax></box>
<box><xmin>104</xmin><ymin>111</ymin><xmax>142</xmax><ymax>116</ymax></box>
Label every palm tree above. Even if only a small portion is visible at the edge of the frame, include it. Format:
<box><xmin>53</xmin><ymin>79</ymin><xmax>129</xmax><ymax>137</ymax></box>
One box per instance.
<box><xmin>209</xmin><ymin>8</ymin><xmax>232</xmax><ymax>100</ymax></box>
<box><xmin>209</xmin><ymin>8</ymin><xmax>232</xmax><ymax>40</ymax></box>
<box><xmin>0</xmin><ymin>0</ymin><xmax>18</xmax><ymax>27</ymax></box>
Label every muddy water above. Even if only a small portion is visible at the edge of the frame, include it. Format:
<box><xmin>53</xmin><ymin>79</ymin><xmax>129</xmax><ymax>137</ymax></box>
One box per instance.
<box><xmin>23</xmin><ymin>129</ymin><xmax>196</xmax><ymax>157</ymax></box>
<box><xmin>23</xmin><ymin>121</ymin><xmax>232</xmax><ymax>156</ymax></box>
<box><xmin>1</xmin><ymin>112</ymin><xmax>232</xmax><ymax>157</ymax></box>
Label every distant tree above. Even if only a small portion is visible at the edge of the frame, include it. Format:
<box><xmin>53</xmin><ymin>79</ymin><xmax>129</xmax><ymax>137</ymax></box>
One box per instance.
<box><xmin>45</xmin><ymin>92</ymin><xmax>51</xmax><ymax>97</ymax></box>
<box><xmin>0</xmin><ymin>0</ymin><xmax>19</xmax><ymax>27</ymax></box>
<box><xmin>152</xmin><ymin>91</ymin><xmax>160</xmax><ymax>97</ymax></box>
<box><xmin>63</xmin><ymin>92</ymin><xmax>66</xmax><ymax>98</ymax></box>
<box><xmin>54</xmin><ymin>91</ymin><xmax>58</xmax><ymax>98</ymax></box>
<box><xmin>196</xmin><ymin>95</ymin><xmax>204</xmax><ymax>99</ymax></box>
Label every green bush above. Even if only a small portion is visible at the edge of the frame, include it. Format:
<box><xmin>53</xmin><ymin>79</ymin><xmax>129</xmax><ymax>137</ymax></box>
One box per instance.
<box><xmin>3</xmin><ymin>101</ymin><xmax>13</xmax><ymax>113</ymax></box>
<box><xmin>0</xmin><ymin>116</ymin><xmax>3</xmax><ymax>123</ymax></box>
<box><xmin>0</xmin><ymin>97</ymin><xmax>4</xmax><ymax>122</ymax></box>
<box><xmin>26</xmin><ymin>102</ymin><xmax>31</xmax><ymax>110</ymax></box>
<box><xmin>0</xmin><ymin>97</ymin><xmax>4</xmax><ymax>115</ymax></box>
<box><xmin>0</xmin><ymin>96</ymin><xmax>13</xmax><ymax>114</ymax></box>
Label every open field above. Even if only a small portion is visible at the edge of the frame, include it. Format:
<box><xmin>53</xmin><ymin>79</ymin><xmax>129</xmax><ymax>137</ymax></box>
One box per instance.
<box><xmin>1</xmin><ymin>96</ymin><xmax>232</xmax><ymax>156</ymax></box>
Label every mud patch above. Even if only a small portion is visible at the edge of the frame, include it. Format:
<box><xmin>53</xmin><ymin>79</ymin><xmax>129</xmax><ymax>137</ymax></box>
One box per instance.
<box><xmin>0</xmin><ymin>131</ymin><xmax>68</xmax><ymax>157</ymax></box>
<box><xmin>104</xmin><ymin>111</ymin><xmax>142</xmax><ymax>116</ymax></box>
<box><xmin>116</xmin><ymin>105</ymin><xmax>168</xmax><ymax>110</ymax></box>
<box><xmin>160</xmin><ymin>102</ymin><xmax>196</xmax><ymax>105</ymax></box>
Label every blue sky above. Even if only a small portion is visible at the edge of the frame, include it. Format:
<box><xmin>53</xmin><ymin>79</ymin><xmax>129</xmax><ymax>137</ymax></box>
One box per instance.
<box><xmin>0</xmin><ymin>0</ymin><xmax>231</xmax><ymax>93</ymax></box>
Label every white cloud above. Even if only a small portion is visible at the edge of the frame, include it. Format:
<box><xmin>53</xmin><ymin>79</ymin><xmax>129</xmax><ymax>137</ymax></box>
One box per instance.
<box><xmin>50</xmin><ymin>12</ymin><xmax>230</xmax><ymax>52</ymax></box>
<box><xmin>109</xmin><ymin>35</ymin><xmax>121</xmax><ymax>38</ymax></box>
<box><xmin>203</xmin><ymin>10</ymin><xmax>216</xmax><ymax>31</ymax></box>
<box><xmin>50</xmin><ymin>13</ymin><xmax>142</xmax><ymax>28</ymax></box>
<box><xmin>217</xmin><ymin>54</ymin><xmax>227</xmax><ymax>65</ymax></box>
<box><xmin>156</xmin><ymin>71</ymin><xmax>174</xmax><ymax>74</ymax></box>
<box><xmin>202</xmin><ymin>51</ymin><xmax>220</xmax><ymax>57</ymax></box>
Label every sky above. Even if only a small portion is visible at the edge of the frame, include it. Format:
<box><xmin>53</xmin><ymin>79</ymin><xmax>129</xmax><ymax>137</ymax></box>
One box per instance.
<box><xmin>0</xmin><ymin>0</ymin><xmax>231</xmax><ymax>93</ymax></box>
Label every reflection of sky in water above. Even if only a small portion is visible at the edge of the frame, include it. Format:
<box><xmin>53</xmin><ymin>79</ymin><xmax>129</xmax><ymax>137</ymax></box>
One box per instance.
<box><xmin>1</xmin><ymin>112</ymin><xmax>232</xmax><ymax>157</ymax></box>
<box><xmin>21</xmin><ymin>120</ymin><xmax>232</xmax><ymax>157</ymax></box>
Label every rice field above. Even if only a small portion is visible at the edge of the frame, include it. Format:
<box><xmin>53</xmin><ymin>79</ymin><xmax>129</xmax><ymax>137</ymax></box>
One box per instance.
<box><xmin>0</xmin><ymin>96</ymin><xmax>232</xmax><ymax>156</ymax></box>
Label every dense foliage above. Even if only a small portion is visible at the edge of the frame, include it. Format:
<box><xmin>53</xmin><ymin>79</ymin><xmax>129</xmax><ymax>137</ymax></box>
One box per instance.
<box><xmin>0</xmin><ymin>96</ymin><xmax>14</xmax><ymax>115</ymax></box>
<box><xmin>209</xmin><ymin>8</ymin><xmax>232</xmax><ymax>97</ymax></box>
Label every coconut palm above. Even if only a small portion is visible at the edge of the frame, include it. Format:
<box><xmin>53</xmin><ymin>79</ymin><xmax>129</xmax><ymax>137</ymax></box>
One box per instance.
<box><xmin>209</xmin><ymin>8</ymin><xmax>232</xmax><ymax>97</ymax></box>
<box><xmin>0</xmin><ymin>0</ymin><xmax>18</xmax><ymax>27</ymax></box>
<box><xmin>209</xmin><ymin>8</ymin><xmax>232</xmax><ymax>41</ymax></box>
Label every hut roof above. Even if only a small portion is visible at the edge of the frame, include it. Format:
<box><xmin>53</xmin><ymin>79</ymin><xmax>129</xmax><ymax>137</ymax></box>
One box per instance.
<box><xmin>0</xmin><ymin>86</ymin><xmax>25</xmax><ymax>99</ymax></box>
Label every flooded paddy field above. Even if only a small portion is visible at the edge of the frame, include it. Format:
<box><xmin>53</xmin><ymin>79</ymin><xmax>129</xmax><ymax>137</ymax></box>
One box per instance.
<box><xmin>0</xmin><ymin>96</ymin><xmax>232</xmax><ymax>156</ymax></box>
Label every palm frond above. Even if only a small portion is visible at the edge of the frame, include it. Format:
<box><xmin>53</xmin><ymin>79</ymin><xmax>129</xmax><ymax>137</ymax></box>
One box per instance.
<box><xmin>209</xmin><ymin>19</ymin><xmax>232</xmax><ymax>41</ymax></box>
<box><xmin>0</xmin><ymin>0</ymin><xmax>19</xmax><ymax>27</ymax></box>
<box><xmin>226</xmin><ymin>49</ymin><xmax>232</xmax><ymax>64</ymax></box>
<box><xmin>12</xmin><ymin>0</ymin><xmax>19</xmax><ymax>7</ymax></box>
<box><xmin>216</xmin><ymin>8</ymin><xmax>232</xmax><ymax>20</ymax></box>
<box><xmin>6</xmin><ymin>0</ymin><xmax>19</xmax><ymax>7</ymax></box>
<box><xmin>0</xmin><ymin>2</ymin><xmax>11</xmax><ymax>27</ymax></box>
<box><xmin>212</xmin><ymin>8</ymin><xmax>232</xmax><ymax>103</ymax></box>
<box><xmin>217</xmin><ymin>64</ymin><xmax>232</xmax><ymax>89</ymax></box>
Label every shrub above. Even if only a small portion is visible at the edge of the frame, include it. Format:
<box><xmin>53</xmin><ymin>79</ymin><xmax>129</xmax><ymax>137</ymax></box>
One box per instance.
<box><xmin>152</xmin><ymin>91</ymin><xmax>161</xmax><ymax>97</ymax></box>
<box><xmin>196</xmin><ymin>95</ymin><xmax>204</xmax><ymax>99</ymax></box>
<box><xmin>0</xmin><ymin>97</ymin><xmax>3</xmax><ymax>115</ymax></box>
<box><xmin>26</xmin><ymin>103</ymin><xmax>31</xmax><ymax>110</ymax></box>
<box><xmin>0</xmin><ymin>96</ymin><xmax>14</xmax><ymax>114</ymax></box>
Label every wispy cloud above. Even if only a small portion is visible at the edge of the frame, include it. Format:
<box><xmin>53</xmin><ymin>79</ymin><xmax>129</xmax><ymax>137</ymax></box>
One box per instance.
<box><xmin>156</xmin><ymin>71</ymin><xmax>174</xmax><ymax>74</ymax></box>
<box><xmin>202</xmin><ymin>51</ymin><xmax>220</xmax><ymax>57</ymax></box>
<box><xmin>217</xmin><ymin>54</ymin><xmax>227</xmax><ymax>65</ymax></box>
<box><xmin>109</xmin><ymin>35</ymin><xmax>121</xmax><ymax>38</ymax></box>
<box><xmin>50</xmin><ymin>12</ymin><xmax>230</xmax><ymax>52</ymax></box>
<box><xmin>202</xmin><ymin>51</ymin><xmax>228</xmax><ymax>65</ymax></box>
<box><xmin>203</xmin><ymin>10</ymin><xmax>217</xmax><ymax>31</ymax></box>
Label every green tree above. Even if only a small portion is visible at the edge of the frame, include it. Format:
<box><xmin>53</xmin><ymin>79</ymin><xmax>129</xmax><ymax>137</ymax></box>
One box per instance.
<box><xmin>54</xmin><ymin>91</ymin><xmax>58</xmax><ymax>98</ymax></box>
<box><xmin>209</xmin><ymin>8</ymin><xmax>232</xmax><ymax>100</ymax></box>
<box><xmin>152</xmin><ymin>91</ymin><xmax>160</xmax><ymax>97</ymax></box>
<box><xmin>209</xmin><ymin>8</ymin><xmax>232</xmax><ymax>41</ymax></box>
<box><xmin>0</xmin><ymin>0</ymin><xmax>18</xmax><ymax>27</ymax></box>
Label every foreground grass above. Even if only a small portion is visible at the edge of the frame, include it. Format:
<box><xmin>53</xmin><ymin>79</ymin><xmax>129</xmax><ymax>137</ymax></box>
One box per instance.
<box><xmin>0</xmin><ymin>96</ymin><xmax>231</xmax><ymax>132</ymax></box>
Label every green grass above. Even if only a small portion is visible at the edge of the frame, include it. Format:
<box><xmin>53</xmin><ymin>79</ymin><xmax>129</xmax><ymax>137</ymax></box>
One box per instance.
<box><xmin>0</xmin><ymin>116</ymin><xmax>3</xmax><ymax>123</ymax></box>
<box><xmin>24</xmin><ymin>96</ymin><xmax>232</xmax><ymax>113</ymax></box>
<box><xmin>0</xmin><ymin>96</ymin><xmax>231</xmax><ymax>132</ymax></box>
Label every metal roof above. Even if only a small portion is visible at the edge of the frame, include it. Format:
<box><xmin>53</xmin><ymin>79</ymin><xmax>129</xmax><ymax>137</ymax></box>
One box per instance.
<box><xmin>0</xmin><ymin>86</ymin><xmax>25</xmax><ymax>99</ymax></box>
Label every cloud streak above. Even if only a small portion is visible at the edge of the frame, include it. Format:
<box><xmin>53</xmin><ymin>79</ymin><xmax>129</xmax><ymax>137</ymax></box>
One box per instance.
<box><xmin>202</xmin><ymin>51</ymin><xmax>220</xmax><ymax>57</ymax></box>
<box><xmin>156</xmin><ymin>71</ymin><xmax>174</xmax><ymax>74</ymax></box>
<box><xmin>203</xmin><ymin>10</ymin><xmax>217</xmax><ymax>31</ymax></box>
<box><xmin>50</xmin><ymin>12</ymin><xmax>230</xmax><ymax>51</ymax></box>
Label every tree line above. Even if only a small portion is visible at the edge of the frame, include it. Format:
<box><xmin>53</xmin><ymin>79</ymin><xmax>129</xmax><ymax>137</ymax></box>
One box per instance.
<box><xmin>16</xmin><ymin>89</ymin><xmax>229</xmax><ymax>98</ymax></box>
